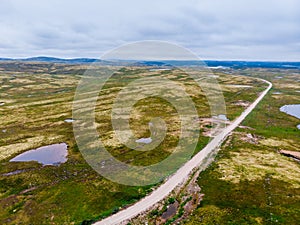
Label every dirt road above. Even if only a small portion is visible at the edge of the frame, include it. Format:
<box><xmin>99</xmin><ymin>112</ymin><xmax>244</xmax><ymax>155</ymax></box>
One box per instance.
<box><xmin>95</xmin><ymin>79</ymin><xmax>272</xmax><ymax>225</ymax></box>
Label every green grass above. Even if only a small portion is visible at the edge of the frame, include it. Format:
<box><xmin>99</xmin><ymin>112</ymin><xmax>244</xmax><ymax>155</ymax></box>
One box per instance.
<box><xmin>0</xmin><ymin>63</ymin><xmax>267</xmax><ymax>224</ymax></box>
<box><xmin>184</xmin><ymin>68</ymin><xmax>300</xmax><ymax>225</ymax></box>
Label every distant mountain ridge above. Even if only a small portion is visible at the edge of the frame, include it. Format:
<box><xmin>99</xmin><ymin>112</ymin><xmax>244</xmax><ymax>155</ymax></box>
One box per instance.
<box><xmin>0</xmin><ymin>56</ymin><xmax>299</xmax><ymax>69</ymax></box>
<box><xmin>18</xmin><ymin>57</ymin><xmax>98</xmax><ymax>64</ymax></box>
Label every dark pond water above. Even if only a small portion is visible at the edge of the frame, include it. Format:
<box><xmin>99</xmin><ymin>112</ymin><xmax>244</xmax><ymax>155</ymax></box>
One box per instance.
<box><xmin>10</xmin><ymin>143</ymin><xmax>68</xmax><ymax>166</ymax></box>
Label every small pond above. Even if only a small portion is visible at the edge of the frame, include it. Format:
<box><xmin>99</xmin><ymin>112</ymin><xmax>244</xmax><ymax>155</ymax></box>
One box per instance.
<box><xmin>10</xmin><ymin>143</ymin><xmax>68</xmax><ymax>166</ymax></box>
<box><xmin>280</xmin><ymin>104</ymin><xmax>300</xmax><ymax>130</ymax></box>
<box><xmin>135</xmin><ymin>137</ymin><xmax>152</xmax><ymax>144</ymax></box>
<box><xmin>64</xmin><ymin>118</ymin><xmax>75</xmax><ymax>123</ymax></box>
<box><xmin>213</xmin><ymin>114</ymin><xmax>229</xmax><ymax>121</ymax></box>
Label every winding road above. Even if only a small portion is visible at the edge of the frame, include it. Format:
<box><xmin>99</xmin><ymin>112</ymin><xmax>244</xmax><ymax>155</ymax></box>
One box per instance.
<box><xmin>95</xmin><ymin>79</ymin><xmax>272</xmax><ymax>225</ymax></box>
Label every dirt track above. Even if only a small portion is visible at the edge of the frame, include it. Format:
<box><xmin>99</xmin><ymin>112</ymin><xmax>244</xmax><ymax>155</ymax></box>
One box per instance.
<box><xmin>95</xmin><ymin>79</ymin><xmax>273</xmax><ymax>225</ymax></box>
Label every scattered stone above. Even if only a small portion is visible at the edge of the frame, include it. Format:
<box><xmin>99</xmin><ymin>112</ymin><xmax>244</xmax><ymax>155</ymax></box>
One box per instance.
<box><xmin>279</xmin><ymin>150</ymin><xmax>300</xmax><ymax>161</ymax></box>
<box><xmin>240</xmin><ymin>133</ymin><xmax>262</xmax><ymax>144</ymax></box>
<box><xmin>233</xmin><ymin>100</ymin><xmax>251</xmax><ymax>108</ymax></box>
<box><xmin>198</xmin><ymin>117</ymin><xmax>230</xmax><ymax>137</ymax></box>
<box><xmin>238</xmin><ymin>125</ymin><xmax>255</xmax><ymax>130</ymax></box>
<box><xmin>126</xmin><ymin>171</ymin><xmax>204</xmax><ymax>225</ymax></box>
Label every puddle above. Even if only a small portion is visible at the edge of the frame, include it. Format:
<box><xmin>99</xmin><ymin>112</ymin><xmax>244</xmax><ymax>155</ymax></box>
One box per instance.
<box><xmin>10</xmin><ymin>143</ymin><xmax>68</xmax><ymax>166</ymax></box>
<box><xmin>214</xmin><ymin>114</ymin><xmax>229</xmax><ymax>121</ymax></box>
<box><xmin>0</xmin><ymin>102</ymin><xmax>5</xmax><ymax>106</ymax></box>
<box><xmin>161</xmin><ymin>202</ymin><xmax>179</xmax><ymax>220</ymax></box>
<box><xmin>273</xmin><ymin>92</ymin><xmax>282</xmax><ymax>95</ymax></box>
<box><xmin>280</xmin><ymin>104</ymin><xmax>300</xmax><ymax>129</ymax></box>
<box><xmin>135</xmin><ymin>137</ymin><xmax>152</xmax><ymax>144</ymax></box>
<box><xmin>64</xmin><ymin>119</ymin><xmax>75</xmax><ymax>123</ymax></box>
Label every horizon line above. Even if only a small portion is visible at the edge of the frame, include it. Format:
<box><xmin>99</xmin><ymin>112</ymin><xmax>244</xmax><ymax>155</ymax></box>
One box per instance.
<box><xmin>0</xmin><ymin>56</ymin><xmax>300</xmax><ymax>63</ymax></box>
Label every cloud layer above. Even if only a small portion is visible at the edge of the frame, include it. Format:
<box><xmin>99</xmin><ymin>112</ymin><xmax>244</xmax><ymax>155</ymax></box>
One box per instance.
<box><xmin>0</xmin><ymin>0</ymin><xmax>299</xmax><ymax>60</ymax></box>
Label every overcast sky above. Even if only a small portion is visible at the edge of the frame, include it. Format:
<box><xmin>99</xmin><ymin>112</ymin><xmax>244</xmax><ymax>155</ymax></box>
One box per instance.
<box><xmin>0</xmin><ymin>0</ymin><xmax>299</xmax><ymax>61</ymax></box>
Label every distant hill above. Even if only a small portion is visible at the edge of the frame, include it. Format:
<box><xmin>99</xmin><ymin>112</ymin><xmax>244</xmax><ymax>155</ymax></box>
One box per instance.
<box><xmin>0</xmin><ymin>56</ymin><xmax>98</xmax><ymax>64</ymax></box>
<box><xmin>0</xmin><ymin>57</ymin><xmax>299</xmax><ymax>69</ymax></box>
<box><xmin>0</xmin><ymin>58</ymin><xmax>14</xmax><ymax>61</ymax></box>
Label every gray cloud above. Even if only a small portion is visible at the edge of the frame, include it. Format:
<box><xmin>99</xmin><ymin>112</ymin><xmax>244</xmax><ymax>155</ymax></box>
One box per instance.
<box><xmin>0</xmin><ymin>0</ymin><xmax>299</xmax><ymax>60</ymax></box>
